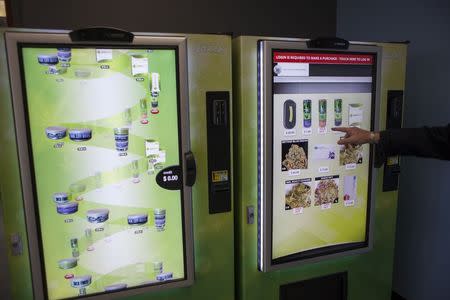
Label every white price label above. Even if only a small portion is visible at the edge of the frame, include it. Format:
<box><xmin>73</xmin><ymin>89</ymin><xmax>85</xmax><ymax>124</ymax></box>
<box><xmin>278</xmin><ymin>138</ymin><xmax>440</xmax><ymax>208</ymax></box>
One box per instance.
<box><xmin>288</xmin><ymin>169</ymin><xmax>301</xmax><ymax>176</ymax></box>
<box><xmin>284</xmin><ymin>129</ymin><xmax>296</xmax><ymax>137</ymax></box>
<box><xmin>318</xmin><ymin>166</ymin><xmax>329</xmax><ymax>173</ymax></box>
<box><xmin>345</xmin><ymin>163</ymin><xmax>357</xmax><ymax>170</ymax></box>
<box><xmin>131</xmin><ymin>56</ymin><xmax>149</xmax><ymax>76</ymax></box>
<box><xmin>293</xmin><ymin>207</ymin><xmax>304</xmax><ymax>215</ymax></box>
<box><xmin>344</xmin><ymin>200</ymin><xmax>355</xmax><ymax>207</ymax></box>
<box><xmin>96</xmin><ymin>49</ymin><xmax>113</xmax><ymax>62</ymax></box>
<box><xmin>321</xmin><ymin>203</ymin><xmax>332</xmax><ymax>210</ymax></box>
<box><xmin>318</xmin><ymin>127</ymin><xmax>328</xmax><ymax>134</ymax></box>
<box><xmin>302</xmin><ymin>128</ymin><xmax>313</xmax><ymax>135</ymax></box>
<box><xmin>163</xmin><ymin>175</ymin><xmax>179</xmax><ymax>182</ymax></box>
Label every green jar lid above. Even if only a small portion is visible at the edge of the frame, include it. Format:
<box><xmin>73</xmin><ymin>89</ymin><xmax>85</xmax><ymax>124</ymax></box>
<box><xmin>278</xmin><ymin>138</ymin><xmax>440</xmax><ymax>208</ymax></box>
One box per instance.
<box><xmin>154</xmin><ymin>208</ymin><xmax>166</xmax><ymax>215</ymax></box>
<box><xmin>58</xmin><ymin>258</ymin><xmax>78</xmax><ymax>269</ymax></box>
<box><xmin>114</xmin><ymin>127</ymin><xmax>129</xmax><ymax>134</ymax></box>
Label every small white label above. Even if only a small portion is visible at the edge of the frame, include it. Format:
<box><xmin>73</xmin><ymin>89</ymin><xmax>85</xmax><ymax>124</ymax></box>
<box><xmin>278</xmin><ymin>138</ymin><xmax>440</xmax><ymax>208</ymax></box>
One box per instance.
<box><xmin>345</xmin><ymin>163</ymin><xmax>357</xmax><ymax>170</ymax></box>
<box><xmin>302</xmin><ymin>128</ymin><xmax>313</xmax><ymax>135</ymax></box>
<box><xmin>96</xmin><ymin>49</ymin><xmax>113</xmax><ymax>62</ymax></box>
<box><xmin>131</xmin><ymin>56</ymin><xmax>149</xmax><ymax>76</ymax></box>
<box><xmin>318</xmin><ymin>166</ymin><xmax>329</xmax><ymax>173</ymax></box>
<box><xmin>344</xmin><ymin>200</ymin><xmax>355</xmax><ymax>207</ymax></box>
<box><xmin>53</xmin><ymin>142</ymin><xmax>64</xmax><ymax>149</ymax></box>
<box><xmin>288</xmin><ymin>169</ymin><xmax>301</xmax><ymax>176</ymax></box>
<box><xmin>293</xmin><ymin>207</ymin><xmax>304</xmax><ymax>215</ymax></box>
<box><xmin>284</xmin><ymin>129</ymin><xmax>296</xmax><ymax>137</ymax></box>
<box><xmin>318</xmin><ymin>127</ymin><xmax>328</xmax><ymax>134</ymax></box>
<box><xmin>321</xmin><ymin>203</ymin><xmax>332</xmax><ymax>210</ymax></box>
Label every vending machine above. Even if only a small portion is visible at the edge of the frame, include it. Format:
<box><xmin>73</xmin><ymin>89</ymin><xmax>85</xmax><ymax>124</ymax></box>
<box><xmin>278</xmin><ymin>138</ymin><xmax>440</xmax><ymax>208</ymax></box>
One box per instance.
<box><xmin>0</xmin><ymin>28</ymin><xmax>233</xmax><ymax>300</ymax></box>
<box><xmin>233</xmin><ymin>36</ymin><xmax>407</xmax><ymax>300</ymax></box>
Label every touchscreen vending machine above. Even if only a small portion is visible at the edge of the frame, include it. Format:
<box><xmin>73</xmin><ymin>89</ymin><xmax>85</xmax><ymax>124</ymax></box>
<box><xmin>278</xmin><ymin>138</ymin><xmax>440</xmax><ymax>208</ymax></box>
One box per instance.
<box><xmin>233</xmin><ymin>37</ymin><xmax>406</xmax><ymax>300</ymax></box>
<box><xmin>0</xmin><ymin>28</ymin><xmax>233</xmax><ymax>300</ymax></box>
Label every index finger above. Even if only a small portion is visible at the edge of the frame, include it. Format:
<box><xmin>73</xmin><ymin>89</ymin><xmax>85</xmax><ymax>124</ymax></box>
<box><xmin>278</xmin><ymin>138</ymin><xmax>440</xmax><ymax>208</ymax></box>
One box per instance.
<box><xmin>331</xmin><ymin>127</ymin><xmax>350</xmax><ymax>133</ymax></box>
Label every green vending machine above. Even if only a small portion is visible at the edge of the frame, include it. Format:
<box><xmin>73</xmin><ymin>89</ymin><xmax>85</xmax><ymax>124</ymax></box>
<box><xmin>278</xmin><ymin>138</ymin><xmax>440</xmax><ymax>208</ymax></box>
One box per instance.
<box><xmin>233</xmin><ymin>36</ymin><xmax>407</xmax><ymax>300</ymax></box>
<box><xmin>0</xmin><ymin>28</ymin><xmax>233</xmax><ymax>300</ymax></box>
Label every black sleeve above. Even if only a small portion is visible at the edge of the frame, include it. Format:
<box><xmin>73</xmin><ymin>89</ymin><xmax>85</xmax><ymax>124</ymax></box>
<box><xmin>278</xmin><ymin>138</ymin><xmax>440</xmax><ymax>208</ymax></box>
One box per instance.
<box><xmin>376</xmin><ymin>124</ymin><xmax>450</xmax><ymax>163</ymax></box>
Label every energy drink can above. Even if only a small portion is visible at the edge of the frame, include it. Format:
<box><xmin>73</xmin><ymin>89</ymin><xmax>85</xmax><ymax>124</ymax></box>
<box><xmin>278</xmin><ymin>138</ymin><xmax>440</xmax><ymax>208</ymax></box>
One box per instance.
<box><xmin>334</xmin><ymin>99</ymin><xmax>342</xmax><ymax>126</ymax></box>
<box><xmin>319</xmin><ymin>99</ymin><xmax>327</xmax><ymax>128</ymax></box>
<box><xmin>303</xmin><ymin>99</ymin><xmax>312</xmax><ymax>128</ymax></box>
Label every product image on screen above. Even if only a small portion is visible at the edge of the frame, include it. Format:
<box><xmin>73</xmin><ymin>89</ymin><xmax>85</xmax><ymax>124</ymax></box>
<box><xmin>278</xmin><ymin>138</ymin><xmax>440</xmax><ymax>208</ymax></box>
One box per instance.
<box><xmin>20</xmin><ymin>46</ymin><xmax>185</xmax><ymax>299</ymax></box>
<box><xmin>271</xmin><ymin>49</ymin><xmax>376</xmax><ymax>262</ymax></box>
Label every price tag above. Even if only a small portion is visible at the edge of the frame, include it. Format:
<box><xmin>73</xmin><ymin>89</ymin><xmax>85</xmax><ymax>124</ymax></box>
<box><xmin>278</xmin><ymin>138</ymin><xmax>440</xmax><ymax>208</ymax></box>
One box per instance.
<box><xmin>288</xmin><ymin>169</ymin><xmax>301</xmax><ymax>176</ymax></box>
<box><xmin>345</xmin><ymin>163</ymin><xmax>356</xmax><ymax>170</ymax></box>
<box><xmin>318</xmin><ymin>127</ymin><xmax>328</xmax><ymax>134</ymax></box>
<box><xmin>134</xmin><ymin>229</ymin><xmax>144</xmax><ymax>234</ymax></box>
<box><xmin>293</xmin><ymin>207</ymin><xmax>303</xmax><ymax>215</ymax></box>
<box><xmin>163</xmin><ymin>174</ymin><xmax>179</xmax><ymax>182</ymax></box>
<box><xmin>64</xmin><ymin>219</ymin><xmax>73</xmax><ymax>223</ymax></box>
<box><xmin>302</xmin><ymin>128</ymin><xmax>312</xmax><ymax>135</ymax></box>
<box><xmin>321</xmin><ymin>203</ymin><xmax>331</xmax><ymax>210</ymax></box>
<box><xmin>344</xmin><ymin>200</ymin><xmax>355</xmax><ymax>207</ymax></box>
<box><xmin>54</xmin><ymin>142</ymin><xmax>64</xmax><ymax>149</ymax></box>
<box><xmin>118</xmin><ymin>152</ymin><xmax>128</xmax><ymax>157</ymax></box>
<box><xmin>77</xmin><ymin>146</ymin><xmax>87</xmax><ymax>152</ymax></box>
<box><xmin>284</xmin><ymin>129</ymin><xmax>296</xmax><ymax>137</ymax></box>
<box><xmin>318</xmin><ymin>166</ymin><xmax>329</xmax><ymax>173</ymax></box>
<box><xmin>95</xmin><ymin>227</ymin><xmax>104</xmax><ymax>232</ymax></box>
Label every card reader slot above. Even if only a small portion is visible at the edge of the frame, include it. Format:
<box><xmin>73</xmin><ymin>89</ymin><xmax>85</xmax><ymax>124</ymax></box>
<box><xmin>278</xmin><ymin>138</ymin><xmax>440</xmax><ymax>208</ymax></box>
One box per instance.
<box><xmin>212</xmin><ymin>183</ymin><xmax>230</xmax><ymax>192</ymax></box>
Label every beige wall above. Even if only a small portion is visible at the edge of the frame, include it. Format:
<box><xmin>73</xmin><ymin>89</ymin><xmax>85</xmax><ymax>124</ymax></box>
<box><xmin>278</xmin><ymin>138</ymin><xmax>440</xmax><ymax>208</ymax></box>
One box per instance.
<box><xmin>0</xmin><ymin>1</ymin><xmax>5</xmax><ymax>17</ymax></box>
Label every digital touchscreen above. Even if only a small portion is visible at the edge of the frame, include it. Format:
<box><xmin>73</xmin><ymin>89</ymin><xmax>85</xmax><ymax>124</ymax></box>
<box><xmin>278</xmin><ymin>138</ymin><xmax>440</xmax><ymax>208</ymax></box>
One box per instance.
<box><xmin>20</xmin><ymin>46</ymin><xmax>185</xmax><ymax>299</ymax></box>
<box><xmin>271</xmin><ymin>50</ymin><xmax>376</xmax><ymax>262</ymax></box>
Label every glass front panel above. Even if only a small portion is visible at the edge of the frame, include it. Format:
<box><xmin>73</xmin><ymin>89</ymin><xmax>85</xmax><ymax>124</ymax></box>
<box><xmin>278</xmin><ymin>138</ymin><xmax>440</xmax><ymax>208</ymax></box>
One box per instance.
<box><xmin>20</xmin><ymin>46</ymin><xmax>185</xmax><ymax>299</ymax></box>
<box><xmin>270</xmin><ymin>49</ymin><xmax>376</xmax><ymax>263</ymax></box>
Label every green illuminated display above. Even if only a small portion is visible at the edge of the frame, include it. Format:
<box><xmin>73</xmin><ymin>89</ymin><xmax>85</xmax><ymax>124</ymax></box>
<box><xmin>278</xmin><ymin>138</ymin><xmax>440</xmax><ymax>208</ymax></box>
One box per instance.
<box><xmin>21</xmin><ymin>47</ymin><xmax>185</xmax><ymax>299</ymax></box>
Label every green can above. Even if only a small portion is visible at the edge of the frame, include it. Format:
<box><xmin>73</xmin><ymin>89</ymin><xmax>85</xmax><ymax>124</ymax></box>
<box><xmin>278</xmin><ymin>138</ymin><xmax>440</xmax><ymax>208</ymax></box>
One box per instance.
<box><xmin>334</xmin><ymin>99</ymin><xmax>342</xmax><ymax>126</ymax></box>
<box><xmin>303</xmin><ymin>99</ymin><xmax>312</xmax><ymax>128</ymax></box>
<box><xmin>318</xmin><ymin>99</ymin><xmax>327</xmax><ymax>128</ymax></box>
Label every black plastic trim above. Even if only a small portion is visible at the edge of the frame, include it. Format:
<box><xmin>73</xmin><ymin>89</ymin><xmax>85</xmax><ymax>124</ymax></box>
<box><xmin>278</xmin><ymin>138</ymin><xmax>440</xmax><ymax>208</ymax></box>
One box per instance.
<box><xmin>184</xmin><ymin>151</ymin><xmax>196</xmax><ymax>187</ymax></box>
<box><xmin>69</xmin><ymin>27</ymin><xmax>134</xmax><ymax>42</ymax></box>
<box><xmin>307</xmin><ymin>37</ymin><xmax>349</xmax><ymax>50</ymax></box>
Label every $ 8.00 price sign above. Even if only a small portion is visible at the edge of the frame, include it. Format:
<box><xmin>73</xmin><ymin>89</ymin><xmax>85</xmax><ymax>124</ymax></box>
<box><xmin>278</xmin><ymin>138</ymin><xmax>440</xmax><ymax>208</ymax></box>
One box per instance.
<box><xmin>163</xmin><ymin>175</ymin><xmax>179</xmax><ymax>182</ymax></box>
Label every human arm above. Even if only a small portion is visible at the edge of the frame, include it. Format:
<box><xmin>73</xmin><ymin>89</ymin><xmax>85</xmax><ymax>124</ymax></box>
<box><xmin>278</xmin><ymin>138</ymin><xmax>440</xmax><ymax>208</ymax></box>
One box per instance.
<box><xmin>377</xmin><ymin>125</ymin><xmax>450</xmax><ymax>160</ymax></box>
<box><xmin>332</xmin><ymin>125</ymin><xmax>450</xmax><ymax>160</ymax></box>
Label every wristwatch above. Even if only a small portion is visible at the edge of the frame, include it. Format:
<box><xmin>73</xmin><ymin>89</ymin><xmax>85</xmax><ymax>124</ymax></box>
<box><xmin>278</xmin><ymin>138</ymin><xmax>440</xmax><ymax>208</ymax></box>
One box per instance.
<box><xmin>369</xmin><ymin>132</ymin><xmax>376</xmax><ymax>144</ymax></box>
